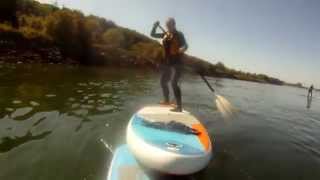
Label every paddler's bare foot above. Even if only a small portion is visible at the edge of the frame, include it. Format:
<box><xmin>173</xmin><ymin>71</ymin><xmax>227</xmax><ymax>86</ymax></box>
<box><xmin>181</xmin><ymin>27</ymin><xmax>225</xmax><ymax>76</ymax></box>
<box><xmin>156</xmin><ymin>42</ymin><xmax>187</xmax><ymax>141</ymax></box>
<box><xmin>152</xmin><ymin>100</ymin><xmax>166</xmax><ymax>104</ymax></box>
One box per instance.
<box><xmin>170</xmin><ymin>103</ymin><xmax>177</xmax><ymax>108</ymax></box>
<box><xmin>170</xmin><ymin>107</ymin><xmax>182</xmax><ymax>112</ymax></box>
<box><xmin>159</xmin><ymin>101</ymin><xmax>171</xmax><ymax>106</ymax></box>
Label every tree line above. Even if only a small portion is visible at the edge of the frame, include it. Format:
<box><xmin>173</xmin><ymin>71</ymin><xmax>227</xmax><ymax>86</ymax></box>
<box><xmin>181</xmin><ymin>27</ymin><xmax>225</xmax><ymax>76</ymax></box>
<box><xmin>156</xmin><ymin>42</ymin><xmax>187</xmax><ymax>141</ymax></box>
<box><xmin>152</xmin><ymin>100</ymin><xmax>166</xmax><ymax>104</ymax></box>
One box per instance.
<box><xmin>0</xmin><ymin>0</ymin><xmax>284</xmax><ymax>85</ymax></box>
<box><xmin>0</xmin><ymin>0</ymin><xmax>163</xmax><ymax>66</ymax></box>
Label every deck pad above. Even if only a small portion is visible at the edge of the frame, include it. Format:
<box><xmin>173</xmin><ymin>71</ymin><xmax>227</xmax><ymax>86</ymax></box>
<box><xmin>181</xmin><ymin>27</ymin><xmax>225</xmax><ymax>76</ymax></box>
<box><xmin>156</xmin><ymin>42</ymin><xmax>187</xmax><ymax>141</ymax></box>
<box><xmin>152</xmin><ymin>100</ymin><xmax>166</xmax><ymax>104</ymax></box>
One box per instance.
<box><xmin>133</xmin><ymin>106</ymin><xmax>211</xmax><ymax>154</ymax></box>
<box><xmin>137</xmin><ymin>106</ymin><xmax>199</xmax><ymax>127</ymax></box>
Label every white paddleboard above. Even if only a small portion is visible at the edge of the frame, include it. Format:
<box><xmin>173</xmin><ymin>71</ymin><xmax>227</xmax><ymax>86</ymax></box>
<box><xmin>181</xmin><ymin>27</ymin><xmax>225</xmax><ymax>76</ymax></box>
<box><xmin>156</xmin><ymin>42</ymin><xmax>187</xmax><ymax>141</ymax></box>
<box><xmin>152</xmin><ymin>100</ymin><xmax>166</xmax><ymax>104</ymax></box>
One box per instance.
<box><xmin>107</xmin><ymin>145</ymin><xmax>150</xmax><ymax>180</ymax></box>
<box><xmin>127</xmin><ymin>105</ymin><xmax>213</xmax><ymax>175</ymax></box>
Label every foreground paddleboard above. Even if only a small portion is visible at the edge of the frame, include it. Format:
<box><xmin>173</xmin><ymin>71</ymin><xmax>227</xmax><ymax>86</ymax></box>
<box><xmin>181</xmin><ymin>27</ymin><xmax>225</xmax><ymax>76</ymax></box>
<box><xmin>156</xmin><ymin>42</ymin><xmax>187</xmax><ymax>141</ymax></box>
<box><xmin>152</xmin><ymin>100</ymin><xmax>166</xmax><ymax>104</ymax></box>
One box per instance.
<box><xmin>127</xmin><ymin>106</ymin><xmax>212</xmax><ymax>175</ymax></box>
<box><xmin>107</xmin><ymin>145</ymin><xmax>150</xmax><ymax>180</ymax></box>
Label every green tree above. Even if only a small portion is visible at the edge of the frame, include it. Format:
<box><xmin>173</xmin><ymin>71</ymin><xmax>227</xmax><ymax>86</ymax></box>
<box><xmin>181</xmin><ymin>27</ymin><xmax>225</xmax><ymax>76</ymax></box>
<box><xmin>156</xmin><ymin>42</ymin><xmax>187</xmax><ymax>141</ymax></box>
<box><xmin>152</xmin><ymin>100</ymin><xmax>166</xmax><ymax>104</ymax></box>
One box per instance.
<box><xmin>85</xmin><ymin>15</ymin><xmax>115</xmax><ymax>43</ymax></box>
<box><xmin>18</xmin><ymin>0</ymin><xmax>58</xmax><ymax>16</ymax></box>
<box><xmin>0</xmin><ymin>0</ymin><xmax>18</xmax><ymax>27</ymax></box>
<box><xmin>102</xmin><ymin>28</ymin><xmax>126</xmax><ymax>48</ymax></box>
<box><xmin>46</xmin><ymin>10</ymin><xmax>92</xmax><ymax>63</ymax></box>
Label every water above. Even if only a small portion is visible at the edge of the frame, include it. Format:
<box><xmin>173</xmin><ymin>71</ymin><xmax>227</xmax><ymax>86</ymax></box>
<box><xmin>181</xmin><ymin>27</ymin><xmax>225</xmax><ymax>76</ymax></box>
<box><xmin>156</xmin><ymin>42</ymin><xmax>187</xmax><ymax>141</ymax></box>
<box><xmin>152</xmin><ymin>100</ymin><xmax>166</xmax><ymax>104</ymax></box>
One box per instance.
<box><xmin>0</xmin><ymin>63</ymin><xmax>319</xmax><ymax>180</ymax></box>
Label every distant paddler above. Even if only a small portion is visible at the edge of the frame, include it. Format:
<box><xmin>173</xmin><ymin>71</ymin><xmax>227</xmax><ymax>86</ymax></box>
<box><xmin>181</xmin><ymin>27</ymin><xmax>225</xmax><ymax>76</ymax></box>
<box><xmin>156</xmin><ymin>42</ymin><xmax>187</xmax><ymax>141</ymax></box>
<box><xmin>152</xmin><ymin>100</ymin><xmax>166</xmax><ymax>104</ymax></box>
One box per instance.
<box><xmin>307</xmin><ymin>84</ymin><xmax>314</xmax><ymax>109</ymax></box>
<box><xmin>308</xmin><ymin>84</ymin><xmax>314</xmax><ymax>98</ymax></box>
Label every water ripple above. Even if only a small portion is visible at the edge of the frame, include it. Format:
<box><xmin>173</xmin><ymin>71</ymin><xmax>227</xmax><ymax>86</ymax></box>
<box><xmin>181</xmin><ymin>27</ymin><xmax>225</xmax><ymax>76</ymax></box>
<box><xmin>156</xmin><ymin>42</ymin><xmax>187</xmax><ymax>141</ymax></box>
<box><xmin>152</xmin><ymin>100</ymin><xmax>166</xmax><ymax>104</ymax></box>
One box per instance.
<box><xmin>0</xmin><ymin>131</ymin><xmax>52</xmax><ymax>153</ymax></box>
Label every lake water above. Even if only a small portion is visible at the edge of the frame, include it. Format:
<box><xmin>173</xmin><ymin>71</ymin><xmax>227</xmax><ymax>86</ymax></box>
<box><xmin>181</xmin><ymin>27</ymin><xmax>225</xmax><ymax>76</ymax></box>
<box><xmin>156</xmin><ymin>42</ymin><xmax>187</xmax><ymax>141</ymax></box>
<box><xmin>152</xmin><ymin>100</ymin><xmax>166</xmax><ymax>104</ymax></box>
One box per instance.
<box><xmin>0</xmin><ymin>63</ymin><xmax>319</xmax><ymax>180</ymax></box>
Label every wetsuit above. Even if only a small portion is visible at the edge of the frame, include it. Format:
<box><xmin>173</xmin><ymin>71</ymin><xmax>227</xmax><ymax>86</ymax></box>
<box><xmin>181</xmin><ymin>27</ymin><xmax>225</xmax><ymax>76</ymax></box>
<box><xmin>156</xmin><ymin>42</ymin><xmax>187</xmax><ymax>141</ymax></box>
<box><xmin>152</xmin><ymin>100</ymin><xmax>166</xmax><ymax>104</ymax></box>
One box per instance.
<box><xmin>308</xmin><ymin>85</ymin><xmax>314</xmax><ymax>98</ymax></box>
<box><xmin>151</xmin><ymin>25</ymin><xmax>188</xmax><ymax>110</ymax></box>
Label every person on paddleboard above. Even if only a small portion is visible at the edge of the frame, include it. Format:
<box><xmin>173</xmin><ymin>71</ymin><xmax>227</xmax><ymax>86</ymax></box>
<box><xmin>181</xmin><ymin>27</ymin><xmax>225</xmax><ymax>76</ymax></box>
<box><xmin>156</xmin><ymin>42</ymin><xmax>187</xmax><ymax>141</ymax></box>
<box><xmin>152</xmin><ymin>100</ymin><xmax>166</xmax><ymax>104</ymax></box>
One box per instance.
<box><xmin>150</xmin><ymin>18</ymin><xmax>188</xmax><ymax>112</ymax></box>
<box><xmin>308</xmin><ymin>84</ymin><xmax>314</xmax><ymax>98</ymax></box>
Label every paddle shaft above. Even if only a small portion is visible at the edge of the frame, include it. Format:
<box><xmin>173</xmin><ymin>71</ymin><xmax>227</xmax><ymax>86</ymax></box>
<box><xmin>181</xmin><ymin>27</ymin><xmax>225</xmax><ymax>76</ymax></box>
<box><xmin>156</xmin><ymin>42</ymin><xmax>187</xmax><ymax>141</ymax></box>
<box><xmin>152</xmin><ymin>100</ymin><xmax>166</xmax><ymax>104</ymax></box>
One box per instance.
<box><xmin>200</xmin><ymin>75</ymin><xmax>216</xmax><ymax>93</ymax></box>
<box><xmin>157</xmin><ymin>24</ymin><xmax>166</xmax><ymax>34</ymax></box>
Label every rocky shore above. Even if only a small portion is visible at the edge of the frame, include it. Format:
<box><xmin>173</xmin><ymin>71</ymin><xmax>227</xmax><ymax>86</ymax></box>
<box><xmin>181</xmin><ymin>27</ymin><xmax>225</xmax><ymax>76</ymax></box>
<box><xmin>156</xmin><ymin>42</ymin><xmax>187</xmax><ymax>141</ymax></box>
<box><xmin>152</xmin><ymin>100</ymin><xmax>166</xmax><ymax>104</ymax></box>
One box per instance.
<box><xmin>0</xmin><ymin>39</ymin><xmax>78</xmax><ymax>65</ymax></box>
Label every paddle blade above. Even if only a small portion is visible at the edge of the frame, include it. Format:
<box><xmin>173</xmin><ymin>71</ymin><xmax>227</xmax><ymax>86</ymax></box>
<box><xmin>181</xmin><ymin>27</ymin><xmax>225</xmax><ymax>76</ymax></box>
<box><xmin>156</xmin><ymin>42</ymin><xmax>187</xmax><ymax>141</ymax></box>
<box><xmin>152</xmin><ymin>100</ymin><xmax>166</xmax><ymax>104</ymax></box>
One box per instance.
<box><xmin>215</xmin><ymin>94</ymin><xmax>235</xmax><ymax>119</ymax></box>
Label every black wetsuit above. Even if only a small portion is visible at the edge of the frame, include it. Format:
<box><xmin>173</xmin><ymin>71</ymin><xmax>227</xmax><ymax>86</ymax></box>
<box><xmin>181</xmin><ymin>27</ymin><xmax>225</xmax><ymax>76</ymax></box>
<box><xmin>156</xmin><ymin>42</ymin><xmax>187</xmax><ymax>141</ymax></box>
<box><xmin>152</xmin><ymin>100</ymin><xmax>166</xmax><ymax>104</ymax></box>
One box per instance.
<box><xmin>308</xmin><ymin>85</ymin><xmax>314</xmax><ymax>97</ymax></box>
<box><xmin>151</xmin><ymin>25</ymin><xmax>188</xmax><ymax>109</ymax></box>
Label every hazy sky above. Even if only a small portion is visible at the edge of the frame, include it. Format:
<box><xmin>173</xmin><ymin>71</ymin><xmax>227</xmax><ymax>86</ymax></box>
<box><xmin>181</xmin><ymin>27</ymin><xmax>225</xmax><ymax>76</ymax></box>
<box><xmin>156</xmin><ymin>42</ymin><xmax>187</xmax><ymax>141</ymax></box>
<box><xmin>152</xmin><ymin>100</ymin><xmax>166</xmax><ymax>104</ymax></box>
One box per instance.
<box><xmin>37</xmin><ymin>0</ymin><xmax>320</xmax><ymax>86</ymax></box>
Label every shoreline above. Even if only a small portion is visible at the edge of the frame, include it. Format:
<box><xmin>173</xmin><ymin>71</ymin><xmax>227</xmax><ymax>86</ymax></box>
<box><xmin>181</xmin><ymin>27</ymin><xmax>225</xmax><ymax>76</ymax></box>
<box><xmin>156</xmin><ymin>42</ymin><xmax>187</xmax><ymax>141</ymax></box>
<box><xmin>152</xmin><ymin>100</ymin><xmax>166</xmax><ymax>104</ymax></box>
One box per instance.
<box><xmin>0</xmin><ymin>53</ymin><xmax>309</xmax><ymax>90</ymax></box>
<box><xmin>0</xmin><ymin>51</ymin><xmax>287</xmax><ymax>87</ymax></box>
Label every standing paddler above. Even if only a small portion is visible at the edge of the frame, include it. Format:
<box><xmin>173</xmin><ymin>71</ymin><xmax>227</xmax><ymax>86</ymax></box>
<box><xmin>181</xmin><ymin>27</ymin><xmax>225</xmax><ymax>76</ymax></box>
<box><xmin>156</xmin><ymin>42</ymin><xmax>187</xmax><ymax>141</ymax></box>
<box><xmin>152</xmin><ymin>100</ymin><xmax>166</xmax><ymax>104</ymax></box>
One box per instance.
<box><xmin>308</xmin><ymin>84</ymin><xmax>314</xmax><ymax>98</ymax></box>
<box><xmin>150</xmin><ymin>18</ymin><xmax>188</xmax><ymax>112</ymax></box>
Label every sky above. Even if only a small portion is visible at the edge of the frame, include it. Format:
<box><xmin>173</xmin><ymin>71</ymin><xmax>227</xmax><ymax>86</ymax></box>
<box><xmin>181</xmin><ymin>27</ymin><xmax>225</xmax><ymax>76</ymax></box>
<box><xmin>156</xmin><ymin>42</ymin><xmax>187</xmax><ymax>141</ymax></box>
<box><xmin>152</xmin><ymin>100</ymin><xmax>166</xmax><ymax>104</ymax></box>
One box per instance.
<box><xmin>37</xmin><ymin>0</ymin><xmax>320</xmax><ymax>86</ymax></box>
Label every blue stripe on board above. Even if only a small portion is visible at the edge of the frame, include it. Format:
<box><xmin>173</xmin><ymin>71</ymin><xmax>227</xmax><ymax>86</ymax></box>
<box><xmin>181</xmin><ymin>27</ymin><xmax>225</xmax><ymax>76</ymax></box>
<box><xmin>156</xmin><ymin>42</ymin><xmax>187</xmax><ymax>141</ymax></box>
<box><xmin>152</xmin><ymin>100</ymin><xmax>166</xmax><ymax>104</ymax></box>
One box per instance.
<box><xmin>109</xmin><ymin>145</ymin><xmax>149</xmax><ymax>180</ymax></box>
<box><xmin>131</xmin><ymin>115</ymin><xmax>205</xmax><ymax>155</ymax></box>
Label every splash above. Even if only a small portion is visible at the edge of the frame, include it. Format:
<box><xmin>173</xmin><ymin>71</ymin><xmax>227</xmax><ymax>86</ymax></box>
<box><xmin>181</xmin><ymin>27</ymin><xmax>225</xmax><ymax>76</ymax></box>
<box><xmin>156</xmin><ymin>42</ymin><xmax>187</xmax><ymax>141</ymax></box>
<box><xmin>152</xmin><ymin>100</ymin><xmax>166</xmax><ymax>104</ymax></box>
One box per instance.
<box><xmin>215</xmin><ymin>95</ymin><xmax>235</xmax><ymax>119</ymax></box>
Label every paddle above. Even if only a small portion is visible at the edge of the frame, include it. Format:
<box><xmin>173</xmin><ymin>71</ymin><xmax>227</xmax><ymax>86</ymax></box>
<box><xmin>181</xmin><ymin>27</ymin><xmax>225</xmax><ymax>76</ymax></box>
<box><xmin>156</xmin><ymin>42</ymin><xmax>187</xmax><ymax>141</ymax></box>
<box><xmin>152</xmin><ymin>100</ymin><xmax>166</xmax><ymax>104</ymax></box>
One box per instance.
<box><xmin>156</xmin><ymin>22</ymin><xmax>235</xmax><ymax>118</ymax></box>
<box><xmin>200</xmin><ymin>74</ymin><xmax>216</xmax><ymax>93</ymax></box>
<box><xmin>158</xmin><ymin>24</ymin><xmax>167</xmax><ymax>35</ymax></box>
<box><xmin>199</xmin><ymin>74</ymin><xmax>235</xmax><ymax>118</ymax></box>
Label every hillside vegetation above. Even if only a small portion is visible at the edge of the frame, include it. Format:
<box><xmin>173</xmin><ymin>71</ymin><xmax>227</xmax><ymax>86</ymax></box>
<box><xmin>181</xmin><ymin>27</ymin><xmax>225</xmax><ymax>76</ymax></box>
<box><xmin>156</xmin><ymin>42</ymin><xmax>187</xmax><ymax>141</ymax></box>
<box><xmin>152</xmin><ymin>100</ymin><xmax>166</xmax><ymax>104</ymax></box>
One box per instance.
<box><xmin>0</xmin><ymin>0</ymin><xmax>283</xmax><ymax>85</ymax></box>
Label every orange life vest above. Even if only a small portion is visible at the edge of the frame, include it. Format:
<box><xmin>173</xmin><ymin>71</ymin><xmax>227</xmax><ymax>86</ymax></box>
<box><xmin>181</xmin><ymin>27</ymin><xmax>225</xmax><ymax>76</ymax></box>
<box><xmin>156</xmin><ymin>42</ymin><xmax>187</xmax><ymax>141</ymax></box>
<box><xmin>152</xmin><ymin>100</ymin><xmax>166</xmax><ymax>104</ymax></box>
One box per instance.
<box><xmin>163</xmin><ymin>32</ymin><xmax>181</xmax><ymax>57</ymax></box>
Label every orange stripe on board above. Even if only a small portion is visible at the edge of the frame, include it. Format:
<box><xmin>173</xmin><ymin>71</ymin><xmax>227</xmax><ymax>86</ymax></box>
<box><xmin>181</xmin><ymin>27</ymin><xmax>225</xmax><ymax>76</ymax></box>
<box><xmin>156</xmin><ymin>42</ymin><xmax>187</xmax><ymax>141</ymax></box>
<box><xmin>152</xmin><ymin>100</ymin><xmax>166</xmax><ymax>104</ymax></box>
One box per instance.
<box><xmin>192</xmin><ymin>123</ymin><xmax>211</xmax><ymax>151</ymax></box>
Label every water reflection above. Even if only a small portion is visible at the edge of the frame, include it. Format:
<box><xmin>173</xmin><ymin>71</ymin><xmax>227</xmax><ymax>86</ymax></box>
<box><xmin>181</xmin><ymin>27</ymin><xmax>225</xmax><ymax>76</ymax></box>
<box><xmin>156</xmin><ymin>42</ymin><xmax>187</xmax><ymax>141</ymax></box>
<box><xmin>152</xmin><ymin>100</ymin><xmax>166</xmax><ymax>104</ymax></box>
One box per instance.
<box><xmin>10</xmin><ymin>107</ymin><xmax>33</xmax><ymax>120</ymax></box>
<box><xmin>1</xmin><ymin>63</ymin><xmax>319</xmax><ymax>180</ymax></box>
<box><xmin>32</xmin><ymin>117</ymin><xmax>46</xmax><ymax>127</ymax></box>
<box><xmin>307</xmin><ymin>95</ymin><xmax>312</xmax><ymax>109</ymax></box>
<box><xmin>0</xmin><ymin>64</ymin><xmax>152</xmax><ymax>121</ymax></box>
<box><xmin>0</xmin><ymin>131</ymin><xmax>52</xmax><ymax>153</ymax></box>
<box><xmin>0</xmin><ymin>64</ymin><xmax>154</xmax><ymax>167</ymax></box>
